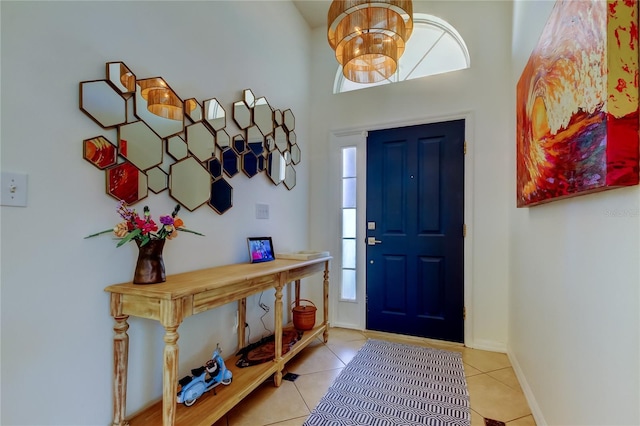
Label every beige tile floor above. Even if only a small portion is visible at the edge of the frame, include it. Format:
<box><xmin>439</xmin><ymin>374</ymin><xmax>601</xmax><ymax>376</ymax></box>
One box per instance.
<box><xmin>214</xmin><ymin>328</ymin><xmax>536</xmax><ymax>426</ymax></box>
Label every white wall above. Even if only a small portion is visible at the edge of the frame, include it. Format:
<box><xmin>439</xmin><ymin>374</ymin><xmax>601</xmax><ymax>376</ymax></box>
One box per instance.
<box><xmin>308</xmin><ymin>0</ymin><xmax>514</xmax><ymax>350</ymax></box>
<box><xmin>0</xmin><ymin>2</ymin><xmax>311</xmax><ymax>424</ymax></box>
<box><xmin>509</xmin><ymin>1</ymin><xmax>640</xmax><ymax>424</ymax></box>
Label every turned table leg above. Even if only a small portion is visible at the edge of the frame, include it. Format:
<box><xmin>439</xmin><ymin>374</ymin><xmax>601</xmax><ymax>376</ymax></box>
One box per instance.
<box><xmin>273</xmin><ymin>282</ymin><xmax>283</xmax><ymax>387</ymax></box>
<box><xmin>323</xmin><ymin>262</ymin><xmax>329</xmax><ymax>343</ymax></box>
<box><xmin>162</xmin><ymin>325</ymin><xmax>179</xmax><ymax>426</ymax></box>
<box><xmin>112</xmin><ymin>315</ymin><xmax>129</xmax><ymax>426</ymax></box>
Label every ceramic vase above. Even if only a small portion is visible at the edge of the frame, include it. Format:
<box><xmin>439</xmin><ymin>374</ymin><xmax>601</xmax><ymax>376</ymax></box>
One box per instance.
<box><xmin>133</xmin><ymin>239</ymin><xmax>166</xmax><ymax>284</ymax></box>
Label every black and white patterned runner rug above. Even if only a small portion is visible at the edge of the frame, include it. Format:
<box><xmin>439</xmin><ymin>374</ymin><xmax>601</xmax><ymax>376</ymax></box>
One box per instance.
<box><xmin>303</xmin><ymin>339</ymin><xmax>470</xmax><ymax>426</ymax></box>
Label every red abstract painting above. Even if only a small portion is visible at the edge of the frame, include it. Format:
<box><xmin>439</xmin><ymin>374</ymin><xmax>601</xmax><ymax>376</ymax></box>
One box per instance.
<box><xmin>517</xmin><ymin>0</ymin><xmax>639</xmax><ymax>207</ymax></box>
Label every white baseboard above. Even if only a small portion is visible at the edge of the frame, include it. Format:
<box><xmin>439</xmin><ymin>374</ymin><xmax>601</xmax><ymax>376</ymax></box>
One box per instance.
<box><xmin>330</xmin><ymin>321</ymin><xmax>361</xmax><ymax>330</ymax></box>
<box><xmin>507</xmin><ymin>345</ymin><xmax>547</xmax><ymax>426</ymax></box>
<box><xmin>362</xmin><ymin>329</ymin><xmax>466</xmax><ymax>348</ymax></box>
<box><xmin>466</xmin><ymin>338</ymin><xmax>507</xmax><ymax>353</ymax></box>
<box><xmin>331</xmin><ymin>326</ymin><xmax>510</xmax><ymax>355</ymax></box>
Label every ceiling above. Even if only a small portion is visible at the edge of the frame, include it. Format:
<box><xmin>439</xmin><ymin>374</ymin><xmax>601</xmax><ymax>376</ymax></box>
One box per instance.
<box><xmin>292</xmin><ymin>0</ymin><xmax>331</xmax><ymax>29</ymax></box>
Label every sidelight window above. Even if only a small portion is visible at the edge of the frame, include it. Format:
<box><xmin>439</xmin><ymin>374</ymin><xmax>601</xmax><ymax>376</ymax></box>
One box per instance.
<box><xmin>341</xmin><ymin>146</ymin><xmax>357</xmax><ymax>301</ymax></box>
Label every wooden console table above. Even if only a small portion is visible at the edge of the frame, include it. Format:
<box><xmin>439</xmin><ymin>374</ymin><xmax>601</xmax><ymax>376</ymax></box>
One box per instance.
<box><xmin>105</xmin><ymin>256</ymin><xmax>331</xmax><ymax>426</ymax></box>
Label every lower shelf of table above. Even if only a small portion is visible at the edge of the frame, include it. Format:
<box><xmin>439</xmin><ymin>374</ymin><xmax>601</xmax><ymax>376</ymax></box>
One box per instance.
<box><xmin>127</xmin><ymin>324</ymin><xmax>328</xmax><ymax>426</ymax></box>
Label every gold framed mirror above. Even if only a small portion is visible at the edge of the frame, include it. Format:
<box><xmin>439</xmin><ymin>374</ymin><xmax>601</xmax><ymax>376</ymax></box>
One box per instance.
<box><xmin>169</xmin><ymin>157</ymin><xmax>211</xmax><ymax>211</ymax></box>
<box><xmin>185</xmin><ymin>98</ymin><xmax>203</xmax><ymax>123</ymax></box>
<box><xmin>186</xmin><ymin>122</ymin><xmax>215</xmax><ymax>162</ymax></box>
<box><xmin>267</xmin><ymin>151</ymin><xmax>285</xmax><ymax>185</ymax></box>
<box><xmin>118</xmin><ymin>121</ymin><xmax>163</xmax><ymax>171</ymax></box>
<box><xmin>167</xmin><ymin>135</ymin><xmax>188</xmax><ymax>160</ymax></box>
<box><xmin>147</xmin><ymin>167</ymin><xmax>168</xmax><ymax>194</ymax></box>
<box><xmin>106</xmin><ymin>61</ymin><xmax>136</xmax><ymax>96</ymax></box>
<box><xmin>135</xmin><ymin>77</ymin><xmax>184</xmax><ymax>138</ymax></box>
<box><xmin>253</xmin><ymin>97</ymin><xmax>273</xmax><ymax>136</ymax></box>
<box><xmin>209</xmin><ymin>178</ymin><xmax>233</xmax><ymax>214</ymax></box>
<box><xmin>233</xmin><ymin>100</ymin><xmax>252</xmax><ymax>130</ymax></box>
<box><xmin>80</xmin><ymin>80</ymin><xmax>127</xmax><ymax>128</ymax></box>
<box><xmin>203</xmin><ymin>98</ymin><xmax>226</xmax><ymax>131</ymax></box>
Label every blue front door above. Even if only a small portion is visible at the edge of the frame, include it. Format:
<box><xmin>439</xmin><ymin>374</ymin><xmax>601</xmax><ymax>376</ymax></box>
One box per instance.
<box><xmin>366</xmin><ymin>120</ymin><xmax>465</xmax><ymax>342</ymax></box>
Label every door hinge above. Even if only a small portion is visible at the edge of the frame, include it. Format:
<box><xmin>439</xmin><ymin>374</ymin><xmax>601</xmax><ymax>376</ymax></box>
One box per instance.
<box><xmin>463</xmin><ymin>224</ymin><xmax>467</xmax><ymax>238</ymax></box>
<box><xmin>463</xmin><ymin>306</ymin><xmax>466</xmax><ymax>320</ymax></box>
<box><xmin>464</xmin><ymin>141</ymin><xmax>467</xmax><ymax>155</ymax></box>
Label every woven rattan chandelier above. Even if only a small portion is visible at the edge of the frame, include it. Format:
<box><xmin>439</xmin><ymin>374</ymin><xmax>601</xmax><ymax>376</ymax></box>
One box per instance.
<box><xmin>327</xmin><ymin>0</ymin><xmax>413</xmax><ymax>84</ymax></box>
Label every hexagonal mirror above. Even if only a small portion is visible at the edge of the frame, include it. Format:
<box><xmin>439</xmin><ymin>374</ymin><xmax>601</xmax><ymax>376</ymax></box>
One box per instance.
<box><xmin>216</xmin><ymin>129</ymin><xmax>231</xmax><ymax>149</ymax></box>
<box><xmin>84</xmin><ymin>136</ymin><xmax>117</xmax><ymax>169</ymax></box>
<box><xmin>290</xmin><ymin>143</ymin><xmax>301</xmax><ymax>165</ymax></box>
<box><xmin>274</xmin><ymin>109</ymin><xmax>283</xmax><ymax>126</ymax></box>
<box><xmin>266</xmin><ymin>135</ymin><xmax>276</xmax><ymax>152</ymax></box>
<box><xmin>274</xmin><ymin>126</ymin><xmax>288</xmax><ymax>153</ymax></box>
<box><xmin>242</xmin><ymin>152</ymin><xmax>260</xmax><ymax>178</ymax></box>
<box><xmin>107</xmin><ymin>62</ymin><xmax>135</xmax><ymax>96</ymax></box>
<box><xmin>222</xmin><ymin>148</ymin><xmax>239</xmax><ymax>177</ymax></box>
<box><xmin>106</xmin><ymin>161</ymin><xmax>148</xmax><ymax>204</ymax></box>
<box><xmin>203</xmin><ymin>98</ymin><xmax>226</xmax><ymax>131</ymax></box>
<box><xmin>283</xmin><ymin>109</ymin><xmax>295</xmax><ymax>131</ymax></box>
<box><xmin>233</xmin><ymin>135</ymin><xmax>247</xmax><ymax>154</ymax></box>
<box><xmin>186</xmin><ymin>122</ymin><xmax>215</xmax><ymax>162</ymax></box>
<box><xmin>253</xmin><ymin>97</ymin><xmax>273</xmax><ymax>136</ymax></box>
<box><xmin>169</xmin><ymin>156</ymin><xmax>212</xmax><ymax>211</ymax></box>
<box><xmin>118</xmin><ymin>121</ymin><xmax>163</xmax><ymax>171</ymax></box>
<box><xmin>209</xmin><ymin>179</ymin><xmax>233</xmax><ymax>214</ymax></box>
<box><xmin>147</xmin><ymin>167</ymin><xmax>168</xmax><ymax>193</ymax></box>
<box><xmin>247</xmin><ymin>125</ymin><xmax>264</xmax><ymax>156</ymax></box>
<box><xmin>80</xmin><ymin>80</ymin><xmax>127</xmax><ymax>128</ymax></box>
<box><xmin>167</xmin><ymin>135</ymin><xmax>188</xmax><ymax>161</ymax></box>
<box><xmin>134</xmin><ymin>77</ymin><xmax>184</xmax><ymax>138</ymax></box>
<box><xmin>208</xmin><ymin>158</ymin><xmax>223</xmax><ymax>180</ymax></box>
<box><xmin>267</xmin><ymin>151</ymin><xmax>285</xmax><ymax>185</ymax></box>
<box><xmin>233</xmin><ymin>100</ymin><xmax>252</xmax><ymax>130</ymax></box>
<box><xmin>185</xmin><ymin>98</ymin><xmax>202</xmax><ymax>123</ymax></box>
<box><xmin>284</xmin><ymin>164</ymin><xmax>296</xmax><ymax>190</ymax></box>
<box><xmin>243</xmin><ymin>89</ymin><xmax>256</xmax><ymax>108</ymax></box>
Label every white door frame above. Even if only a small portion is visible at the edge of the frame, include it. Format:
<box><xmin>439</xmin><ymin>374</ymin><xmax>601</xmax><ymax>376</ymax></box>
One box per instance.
<box><xmin>328</xmin><ymin>111</ymin><xmax>475</xmax><ymax>346</ymax></box>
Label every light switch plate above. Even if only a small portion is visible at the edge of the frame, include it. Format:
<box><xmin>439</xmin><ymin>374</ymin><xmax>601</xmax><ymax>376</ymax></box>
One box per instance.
<box><xmin>1</xmin><ymin>172</ymin><xmax>28</xmax><ymax>207</ymax></box>
<box><xmin>255</xmin><ymin>203</ymin><xmax>269</xmax><ymax>219</ymax></box>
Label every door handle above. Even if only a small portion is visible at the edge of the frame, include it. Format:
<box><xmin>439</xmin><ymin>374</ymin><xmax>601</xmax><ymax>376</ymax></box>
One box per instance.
<box><xmin>367</xmin><ymin>237</ymin><xmax>382</xmax><ymax>245</ymax></box>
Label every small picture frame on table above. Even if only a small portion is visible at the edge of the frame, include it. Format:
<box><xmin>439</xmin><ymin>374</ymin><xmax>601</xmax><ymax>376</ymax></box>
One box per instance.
<box><xmin>247</xmin><ymin>237</ymin><xmax>275</xmax><ymax>263</ymax></box>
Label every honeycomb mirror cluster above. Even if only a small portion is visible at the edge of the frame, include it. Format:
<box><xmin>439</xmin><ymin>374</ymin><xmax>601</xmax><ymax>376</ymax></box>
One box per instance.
<box><xmin>80</xmin><ymin>61</ymin><xmax>300</xmax><ymax>214</ymax></box>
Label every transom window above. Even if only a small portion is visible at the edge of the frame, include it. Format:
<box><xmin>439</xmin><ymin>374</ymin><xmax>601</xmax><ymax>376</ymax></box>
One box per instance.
<box><xmin>334</xmin><ymin>13</ymin><xmax>470</xmax><ymax>94</ymax></box>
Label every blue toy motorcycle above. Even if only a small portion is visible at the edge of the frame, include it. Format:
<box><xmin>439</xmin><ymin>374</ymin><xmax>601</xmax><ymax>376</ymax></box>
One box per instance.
<box><xmin>176</xmin><ymin>344</ymin><xmax>233</xmax><ymax>407</ymax></box>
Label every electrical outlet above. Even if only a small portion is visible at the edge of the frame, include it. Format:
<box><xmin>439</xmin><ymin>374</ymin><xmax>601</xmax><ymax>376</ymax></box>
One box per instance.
<box><xmin>255</xmin><ymin>203</ymin><xmax>269</xmax><ymax>219</ymax></box>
